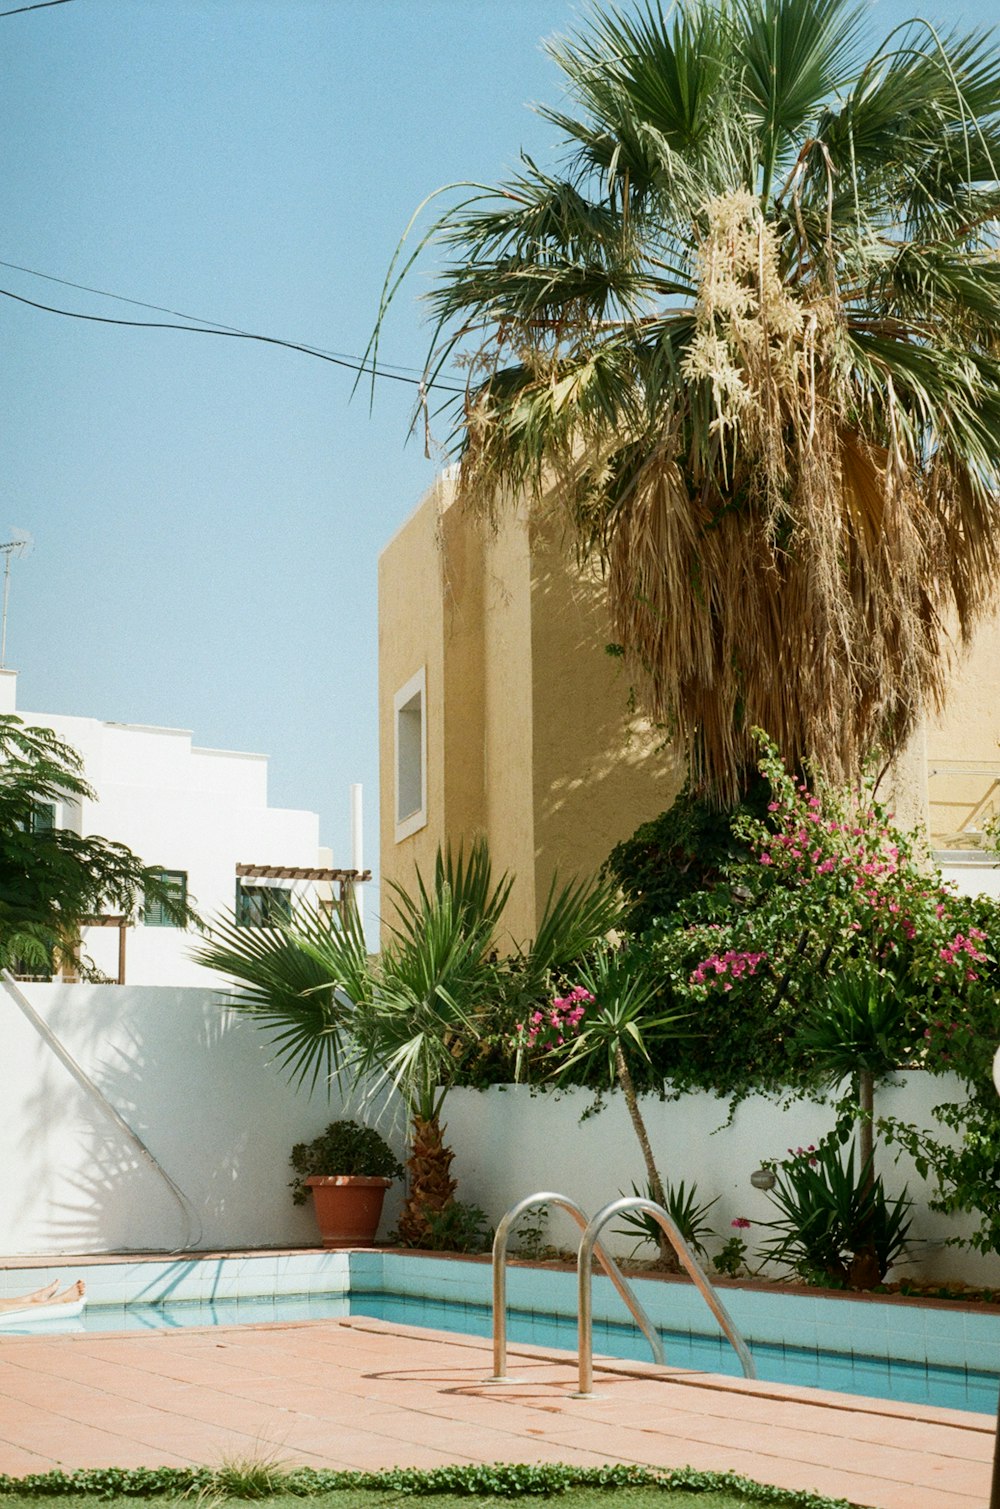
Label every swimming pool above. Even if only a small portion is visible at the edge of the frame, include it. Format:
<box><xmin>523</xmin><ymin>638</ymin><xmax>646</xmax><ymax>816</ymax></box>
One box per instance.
<box><xmin>2</xmin><ymin>1252</ymin><xmax>996</xmax><ymax>1417</ymax></box>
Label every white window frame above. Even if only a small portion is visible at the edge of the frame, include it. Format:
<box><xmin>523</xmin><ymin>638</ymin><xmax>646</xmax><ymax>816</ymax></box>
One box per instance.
<box><xmin>394</xmin><ymin>666</ymin><xmax>427</xmax><ymax>842</ymax></box>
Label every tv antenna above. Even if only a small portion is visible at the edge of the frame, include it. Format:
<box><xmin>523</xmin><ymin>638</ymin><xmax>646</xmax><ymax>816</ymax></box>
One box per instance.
<box><xmin>0</xmin><ymin>531</ymin><xmax>31</xmax><ymax>669</ymax></box>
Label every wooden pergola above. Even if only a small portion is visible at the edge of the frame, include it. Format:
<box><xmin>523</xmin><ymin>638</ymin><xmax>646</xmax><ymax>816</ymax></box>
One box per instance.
<box><xmin>63</xmin><ymin>865</ymin><xmax>371</xmax><ymax>985</ymax></box>
<box><xmin>234</xmin><ymin>863</ymin><xmax>371</xmax><ymax>923</ymax></box>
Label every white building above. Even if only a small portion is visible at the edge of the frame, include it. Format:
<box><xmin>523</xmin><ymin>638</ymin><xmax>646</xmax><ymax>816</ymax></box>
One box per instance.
<box><xmin>0</xmin><ymin>670</ymin><xmax>364</xmax><ymax>986</ymax></box>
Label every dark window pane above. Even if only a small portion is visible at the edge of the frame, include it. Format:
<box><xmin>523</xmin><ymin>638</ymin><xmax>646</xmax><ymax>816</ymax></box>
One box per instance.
<box><xmin>29</xmin><ymin>802</ymin><xmax>55</xmax><ymax>833</ymax></box>
<box><xmin>235</xmin><ymin>883</ymin><xmax>292</xmax><ymax>927</ymax></box>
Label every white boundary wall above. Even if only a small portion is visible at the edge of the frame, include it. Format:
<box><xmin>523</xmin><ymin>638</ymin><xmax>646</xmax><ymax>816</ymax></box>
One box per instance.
<box><xmin>443</xmin><ymin>1081</ymin><xmax>1000</xmax><ymax>1288</ymax></box>
<box><xmin>4</xmin><ymin>981</ymin><xmax>998</xmax><ymax>1288</ymax></box>
<box><xmin>0</xmin><ymin>982</ymin><xmax>406</xmax><ymax>1256</ymax></box>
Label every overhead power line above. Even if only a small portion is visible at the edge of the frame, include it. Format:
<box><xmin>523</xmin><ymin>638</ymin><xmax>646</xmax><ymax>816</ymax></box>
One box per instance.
<box><xmin>0</xmin><ymin>257</ymin><xmax>429</xmax><ymax>379</ymax></box>
<box><xmin>0</xmin><ymin>263</ymin><xmax>463</xmax><ymax>393</ymax></box>
<box><xmin>0</xmin><ymin>0</ymin><xmax>74</xmax><ymax>16</ymax></box>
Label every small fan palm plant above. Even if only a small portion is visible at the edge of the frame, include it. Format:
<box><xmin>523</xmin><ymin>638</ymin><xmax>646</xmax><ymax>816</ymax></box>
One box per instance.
<box><xmin>196</xmin><ymin>838</ymin><xmax>622</xmax><ymax>1248</ymax></box>
<box><xmin>550</xmin><ymin>944</ymin><xmax>690</xmax><ymax>1268</ymax></box>
<box><xmin>351</xmin><ymin>844</ymin><xmax>512</xmax><ymax>1243</ymax></box>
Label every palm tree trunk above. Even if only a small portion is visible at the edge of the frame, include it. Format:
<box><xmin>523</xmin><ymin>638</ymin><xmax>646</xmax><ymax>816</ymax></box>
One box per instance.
<box><xmin>858</xmin><ymin>1068</ymin><xmax>875</xmax><ymax>1193</ymax></box>
<box><xmin>615</xmin><ymin>1045</ymin><xmax>676</xmax><ymax>1269</ymax></box>
<box><xmin>397</xmin><ymin>1113</ymin><xmax>457</xmax><ymax>1247</ymax></box>
<box><xmin>848</xmin><ymin>1067</ymin><xmax>881</xmax><ymax>1289</ymax></box>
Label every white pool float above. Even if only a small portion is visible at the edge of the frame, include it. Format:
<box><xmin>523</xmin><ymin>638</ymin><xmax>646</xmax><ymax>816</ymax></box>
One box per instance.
<box><xmin>0</xmin><ymin>1294</ymin><xmax>86</xmax><ymax>1326</ymax></box>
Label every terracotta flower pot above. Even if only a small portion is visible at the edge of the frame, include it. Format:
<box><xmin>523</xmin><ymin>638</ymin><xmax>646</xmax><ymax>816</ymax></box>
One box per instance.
<box><xmin>304</xmin><ymin>1175</ymin><xmax>392</xmax><ymax>1248</ymax></box>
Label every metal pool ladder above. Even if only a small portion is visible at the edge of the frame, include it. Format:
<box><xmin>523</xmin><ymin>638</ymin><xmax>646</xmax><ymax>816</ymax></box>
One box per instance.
<box><xmin>487</xmin><ymin>1190</ymin><xmax>755</xmax><ymax>1398</ymax></box>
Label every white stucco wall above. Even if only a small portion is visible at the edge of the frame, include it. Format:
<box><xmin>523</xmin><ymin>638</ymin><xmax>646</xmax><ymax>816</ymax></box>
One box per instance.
<box><xmin>0</xmin><ymin>980</ymin><xmax>405</xmax><ymax>1256</ymax></box>
<box><xmin>442</xmin><ymin>1080</ymin><xmax>1000</xmax><ymax>1287</ymax></box>
<box><xmin>2</xmin><ymin>672</ymin><xmax>326</xmax><ymax>986</ymax></box>
<box><xmin>6</xmin><ymin>976</ymin><xmax>996</xmax><ymax>1288</ymax></box>
<box><xmin>939</xmin><ymin>853</ymin><xmax>1000</xmax><ymax>901</ymax></box>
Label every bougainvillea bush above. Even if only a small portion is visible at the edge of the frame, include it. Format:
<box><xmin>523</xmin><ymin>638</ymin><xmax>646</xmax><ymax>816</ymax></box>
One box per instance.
<box><xmin>503</xmin><ymin>737</ymin><xmax>1000</xmax><ymax>1259</ymax></box>
<box><xmin>602</xmin><ymin>737</ymin><xmax>1000</xmax><ymax>1256</ymax></box>
<box><xmin>634</xmin><ymin>738</ymin><xmax>988</xmax><ymax>1087</ymax></box>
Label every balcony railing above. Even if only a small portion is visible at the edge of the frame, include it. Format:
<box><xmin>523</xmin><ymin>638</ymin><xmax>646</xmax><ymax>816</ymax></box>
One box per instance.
<box><xmin>927</xmin><ymin>760</ymin><xmax>1000</xmax><ymax>849</ymax></box>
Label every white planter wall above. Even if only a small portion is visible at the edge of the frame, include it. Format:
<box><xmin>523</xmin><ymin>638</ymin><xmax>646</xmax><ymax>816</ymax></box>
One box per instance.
<box><xmin>0</xmin><ymin>981</ymin><xmax>405</xmax><ymax>1256</ymax></box>
<box><xmin>442</xmin><ymin>1079</ymin><xmax>1000</xmax><ymax>1287</ymax></box>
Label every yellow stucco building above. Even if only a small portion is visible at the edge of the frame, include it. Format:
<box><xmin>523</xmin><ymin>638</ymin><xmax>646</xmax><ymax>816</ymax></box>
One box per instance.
<box><xmin>379</xmin><ymin>474</ymin><xmax>683</xmax><ymax>944</ymax></box>
<box><xmin>379</xmin><ymin>475</ymin><xmax>1000</xmax><ymax>939</ymax></box>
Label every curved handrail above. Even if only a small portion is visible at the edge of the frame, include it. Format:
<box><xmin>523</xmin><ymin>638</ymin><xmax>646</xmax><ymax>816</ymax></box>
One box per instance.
<box><xmin>488</xmin><ymin>1190</ymin><xmax>665</xmax><ymax>1381</ymax></box>
<box><xmin>575</xmin><ymin>1196</ymin><xmax>755</xmax><ymax>1396</ymax></box>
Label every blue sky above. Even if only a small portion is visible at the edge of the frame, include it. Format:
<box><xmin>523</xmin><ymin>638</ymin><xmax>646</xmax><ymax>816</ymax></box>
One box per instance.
<box><xmin>2</xmin><ymin>0</ymin><xmax>997</xmax><ymax>924</ymax></box>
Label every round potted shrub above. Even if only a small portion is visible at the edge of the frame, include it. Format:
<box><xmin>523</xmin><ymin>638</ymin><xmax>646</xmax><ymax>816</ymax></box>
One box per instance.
<box><xmin>290</xmin><ymin>1121</ymin><xmax>404</xmax><ymax>1248</ymax></box>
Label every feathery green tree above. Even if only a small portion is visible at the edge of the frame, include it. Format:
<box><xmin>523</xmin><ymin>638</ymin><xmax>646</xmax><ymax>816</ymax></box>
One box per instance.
<box><xmin>0</xmin><ymin>715</ymin><xmax>193</xmax><ymax>978</ymax></box>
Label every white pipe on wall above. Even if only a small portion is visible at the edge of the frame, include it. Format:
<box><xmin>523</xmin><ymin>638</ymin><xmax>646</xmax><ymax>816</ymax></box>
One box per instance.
<box><xmin>350</xmin><ymin>782</ymin><xmax>364</xmax><ymax>928</ymax></box>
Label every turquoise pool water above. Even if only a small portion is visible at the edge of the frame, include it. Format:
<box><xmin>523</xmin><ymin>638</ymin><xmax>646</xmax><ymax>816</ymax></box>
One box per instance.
<box><xmin>8</xmin><ymin>1287</ymin><xmax>997</xmax><ymax>1416</ymax></box>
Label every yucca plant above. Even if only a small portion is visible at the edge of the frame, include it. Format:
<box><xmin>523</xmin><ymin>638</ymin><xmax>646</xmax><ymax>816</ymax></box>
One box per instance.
<box><xmin>796</xmin><ymin>966</ymin><xmax>916</xmax><ymax>1179</ymax></box>
<box><xmin>758</xmin><ymin>1138</ymin><xmax>911</xmax><ymax>1289</ymax></box>
<box><xmin>615</xmin><ymin>1178</ymin><xmax>718</xmax><ymax>1261</ymax></box>
<box><xmin>373</xmin><ymin>0</ymin><xmax>1000</xmax><ymax>803</ymax></box>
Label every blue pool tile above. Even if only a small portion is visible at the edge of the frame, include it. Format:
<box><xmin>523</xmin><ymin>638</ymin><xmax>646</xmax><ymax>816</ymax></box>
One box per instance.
<box><xmin>348</xmin><ymin>1252</ymin><xmax>383</xmax><ymax>1282</ymax></box>
<box><xmin>923</xmin><ymin>1330</ymin><xmax>970</xmax><ymax>1367</ymax></box>
<box><xmin>966</xmin><ymin>1313</ymin><xmax>1000</xmax><ymax>1351</ymax></box>
<box><xmin>958</xmin><ymin>1335</ymin><xmax>999</xmax><ymax>1371</ymax></box>
<box><xmin>923</xmin><ymin>1305</ymin><xmax>964</xmax><ymax>1341</ymax></box>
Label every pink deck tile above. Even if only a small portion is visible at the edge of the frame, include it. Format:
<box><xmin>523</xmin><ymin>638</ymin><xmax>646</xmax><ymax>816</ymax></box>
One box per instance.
<box><xmin>0</xmin><ymin>1317</ymin><xmax>994</xmax><ymax>1507</ymax></box>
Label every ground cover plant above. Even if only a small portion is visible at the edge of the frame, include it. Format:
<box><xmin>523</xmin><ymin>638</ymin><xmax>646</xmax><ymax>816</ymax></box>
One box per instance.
<box><xmin>0</xmin><ymin>1462</ymin><xmax>865</xmax><ymax>1508</ymax></box>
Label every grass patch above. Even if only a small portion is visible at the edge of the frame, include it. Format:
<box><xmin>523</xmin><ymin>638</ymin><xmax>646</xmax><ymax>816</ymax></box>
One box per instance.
<box><xmin>0</xmin><ymin>1495</ymin><xmax>859</xmax><ymax>1509</ymax></box>
<box><xmin>0</xmin><ymin>1464</ymin><xmax>866</xmax><ymax>1509</ymax></box>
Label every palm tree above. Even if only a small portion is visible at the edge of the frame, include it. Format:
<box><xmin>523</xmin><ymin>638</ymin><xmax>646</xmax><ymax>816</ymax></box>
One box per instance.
<box><xmin>195</xmin><ymin>839</ymin><xmax>621</xmax><ymax>1246</ymax></box>
<box><xmin>375</xmin><ymin>0</ymin><xmax>1000</xmax><ymax>803</ymax></box>
<box><xmin>553</xmin><ymin>943</ymin><xmax>690</xmax><ymax>1267</ymax></box>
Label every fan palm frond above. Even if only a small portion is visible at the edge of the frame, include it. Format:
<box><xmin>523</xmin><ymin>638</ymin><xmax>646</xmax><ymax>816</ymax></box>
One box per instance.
<box><xmin>192</xmin><ymin>904</ymin><xmax>368</xmax><ymax>1094</ymax></box>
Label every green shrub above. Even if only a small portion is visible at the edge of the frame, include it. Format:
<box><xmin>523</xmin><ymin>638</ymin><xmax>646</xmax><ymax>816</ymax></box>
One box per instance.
<box><xmin>289</xmin><ymin>1121</ymin><xmax>403</xmax><ymax>1205</ymax></box>
<box><xmin>756</xmin><ymin>1139</ymin><xmax>911</xmax><ymax>1289</ymax></box>
<box><xmin>603</xmin><ymin>776</ymin><xmax>770</xmax><ymax>934</ymax></box>
<box><xmin>395</xmin><ymin>1199</ymin><xmax>493</xmax><ymax>1254</ymax></box>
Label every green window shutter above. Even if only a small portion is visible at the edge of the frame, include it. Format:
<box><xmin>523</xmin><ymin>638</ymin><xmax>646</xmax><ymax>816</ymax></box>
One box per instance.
<box><xmin>144</xmin><ymin>870</ymin><xmax>188</xmax><ymax>927</ymax></box>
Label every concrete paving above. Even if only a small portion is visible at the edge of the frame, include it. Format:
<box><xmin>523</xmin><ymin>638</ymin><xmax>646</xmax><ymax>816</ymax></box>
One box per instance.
<box><xmin>0</xmin><ymin>1316</ymin><xmax>994</xmax><ymax>1507</ymax></box>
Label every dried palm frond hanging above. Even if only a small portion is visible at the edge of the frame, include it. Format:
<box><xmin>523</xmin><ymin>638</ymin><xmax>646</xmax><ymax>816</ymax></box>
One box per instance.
<box><xmin>608</xmin><ymin>189</ymin><xmax>945</xmax><ymax>800</ymax></box>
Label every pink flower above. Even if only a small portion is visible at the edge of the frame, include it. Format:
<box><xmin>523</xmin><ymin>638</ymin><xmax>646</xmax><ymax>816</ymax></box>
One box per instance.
<box><xmin>731</xmin><ymin>1217</ymin><xmax>751</xmax><ymax>1229</ymax></box>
